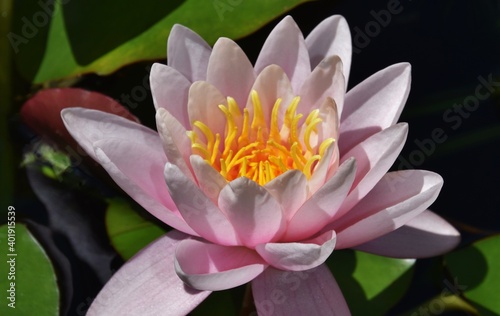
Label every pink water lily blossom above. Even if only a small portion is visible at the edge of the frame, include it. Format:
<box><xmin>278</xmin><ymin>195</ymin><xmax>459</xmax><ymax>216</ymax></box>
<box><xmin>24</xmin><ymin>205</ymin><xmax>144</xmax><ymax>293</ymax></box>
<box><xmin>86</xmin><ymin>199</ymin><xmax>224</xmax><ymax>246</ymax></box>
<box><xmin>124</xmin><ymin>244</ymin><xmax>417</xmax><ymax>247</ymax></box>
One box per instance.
<box><xmin>62</xmin><ymin>15</ymin><xmax>460</xmax><ymax>315</ymax></box>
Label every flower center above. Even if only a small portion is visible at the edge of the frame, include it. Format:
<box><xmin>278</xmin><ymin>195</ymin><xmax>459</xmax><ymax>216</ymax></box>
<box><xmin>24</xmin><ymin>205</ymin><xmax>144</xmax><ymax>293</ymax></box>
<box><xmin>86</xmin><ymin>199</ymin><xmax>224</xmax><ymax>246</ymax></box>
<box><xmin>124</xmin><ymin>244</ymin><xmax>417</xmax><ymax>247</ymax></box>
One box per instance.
<box><xmin>187</xmin><ymin>90</ymin><xmax>335</xmax><ymax>185</ymax></box>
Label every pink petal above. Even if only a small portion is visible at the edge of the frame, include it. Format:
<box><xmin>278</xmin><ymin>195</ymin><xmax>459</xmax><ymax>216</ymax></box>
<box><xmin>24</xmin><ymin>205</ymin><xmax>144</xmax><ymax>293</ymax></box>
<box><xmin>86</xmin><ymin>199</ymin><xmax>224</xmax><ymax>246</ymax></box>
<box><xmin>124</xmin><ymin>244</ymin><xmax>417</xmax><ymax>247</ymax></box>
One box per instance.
<box><xmin>337</xmin><ymin>123</ymin><xmax>408</xmax><ymax>218</ymax></box>
<box><xmin>333</xmin><ymin>170</ymin><xmax>444</xmax><ymax>249</ymax></box>
<box><xmin>167</xmin><ymin>24</ymin><xmax>212</xmax><ymax>82</ymax></box>
<box><xmin>164</xmin><ymin>163</ymin><xmax>239</xmax><ymax>245</ymax></box>
<box><xmin>61</xmin><ymin>108</ymin><xmax>154</xmax><ymax>163</ymax></box>
<box><xmin>317</xmin><ymin>96</ymin><xmax>340</xmax><ymax>146</ymax></box>
<box><xmin>252</xmin><ymin>264</ymin><xmax>350</xmax><ymax>316</ymax></box>
<box><xmin>206</xmin><ymin>38</ymin><xmax>255</xmax><ymax>108</ymax></box>
<box><xmin>255</xmin><ymin>16</ymin><xmax>311</xmax><ymax>92</ymax></box>
<box><xmin>264</xmin><ymin>170</ymin><xmax>307</xmax><ymax>221</ymax></box>
<box><xmin>93</xmin><ymin>138</ymin><xmax>194</xmax><ymax>235</ymax></box>
<box><xmin>175</xmin><ymin>239</ymin><xmax>267</xmax><ymax>291</ymax></box>
<box><xmin>247</xmin><ymin>65</ymin><xmax>294</xmax><ymax>127</ymax></box>
<box><xmin>150</xmin><ymin>63</ymin><xmax>191</xmax><ymax>129</ymax></box>
<box><xmin>339</xmin><ymin>63</ymin><xmax>411</xmax><ymax>154</ymax></box>
<box><xmin>306</xmin><ymin>15</ymin><xmax>352</xmax><ymax>85</ymax></box>
<box><xmin>187</xmin><ymin>81</ymin><xmax>227</xmax><ymax>138</ymax></box>
<box><xmin>307</xmin><ymin>140</ymin><xmax>339</xmax><ymax>195</ymax></box>
<box><xmin>156</xmin><ymin>108</ymin><xmax>194</xmax><ymax>181</ymax></box>
<box><xmin>61</xmin><ymin>109</ymin><xmax>193</xmax><ymax>234</ymax></box>
<box><xmin>190</xmin><ymin>155</ymin><xmax>227</xmax><ymax>203</ymax></box>
<box><xmin>286</xmin><ymin>158</ymin><xmax>356</xmax><ymax>241</ymax></box>
<box><xmin>87</xmin><ymin>231</ymin><xmax>210</xmax><ymax>316</ymax></box>
<box><xmin>218</xmin><ymin>177</ymin><xmax>285</xmax><ymax>248</ymax></box>
<box><xmin>354</xmin><ymin>210</ymin><xmax>460</xmax><ymax>258</ymax></box>
<box><xmin>298</xmin><ymin>55</ymin><xmax>345</xmax><ymax>117</ymax></box>
<box><xmin>256</xmin><ymin>230</ymin><xmax>337</xmax><ymax>271</ymax></box>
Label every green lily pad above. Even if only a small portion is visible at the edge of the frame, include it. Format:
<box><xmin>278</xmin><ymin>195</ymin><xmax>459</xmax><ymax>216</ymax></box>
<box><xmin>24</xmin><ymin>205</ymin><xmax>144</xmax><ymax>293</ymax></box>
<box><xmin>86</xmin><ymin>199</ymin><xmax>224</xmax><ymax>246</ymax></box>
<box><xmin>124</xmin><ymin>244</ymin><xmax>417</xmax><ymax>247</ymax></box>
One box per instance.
<box><xmin>12</xmin><ymin>0</ymin><xmax>310</xmax><ymax>83</ymax></box>
<box><xmin>105</xmin><ymin>198</ymin><xmax>167</xmax><ymax>260</ymax></box>
<box><xmin>445</xmin><ymin>235</ymin><xmax>500</xmax><ymax>315</ymax></box>
<box><xmin>0</xmin><ymin>223</ymin><xmax>59</xmax><ymax>315</ymax></box>
<box><xmin>327</xmin><ymin>249</ymin><xmax>415</xmax><ymax>315</ymax></box>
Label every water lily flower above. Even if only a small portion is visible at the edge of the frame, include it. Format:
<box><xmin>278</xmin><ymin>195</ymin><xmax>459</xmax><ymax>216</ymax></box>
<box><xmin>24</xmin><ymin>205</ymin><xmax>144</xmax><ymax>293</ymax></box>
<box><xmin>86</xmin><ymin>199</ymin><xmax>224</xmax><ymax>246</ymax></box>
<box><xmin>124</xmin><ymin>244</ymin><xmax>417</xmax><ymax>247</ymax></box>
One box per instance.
<box><xmin>62</xmin><ymin>15</ymin><xmax>460</xmax><ymax>315</ymax></box>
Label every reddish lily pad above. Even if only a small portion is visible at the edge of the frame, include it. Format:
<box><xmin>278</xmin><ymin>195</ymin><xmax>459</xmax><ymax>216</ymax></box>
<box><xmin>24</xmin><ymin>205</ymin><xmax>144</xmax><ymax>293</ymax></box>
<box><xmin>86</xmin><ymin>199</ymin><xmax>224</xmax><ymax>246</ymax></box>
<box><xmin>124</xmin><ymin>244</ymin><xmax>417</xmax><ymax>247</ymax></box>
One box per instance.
<box><xmin>21</xmin><ymin>88</ymin><xmax>137</xmax><ymax>147</ymax></box>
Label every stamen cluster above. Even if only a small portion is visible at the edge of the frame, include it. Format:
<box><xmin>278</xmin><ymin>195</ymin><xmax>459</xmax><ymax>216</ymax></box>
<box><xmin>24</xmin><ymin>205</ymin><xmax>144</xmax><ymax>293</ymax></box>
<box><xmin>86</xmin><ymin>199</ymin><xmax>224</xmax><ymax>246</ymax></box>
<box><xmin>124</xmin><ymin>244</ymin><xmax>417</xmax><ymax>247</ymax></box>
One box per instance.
<box><xmin>187</xmin><ymin>90</ymin><xmax>335</xmax><ymax>185</ymax></box>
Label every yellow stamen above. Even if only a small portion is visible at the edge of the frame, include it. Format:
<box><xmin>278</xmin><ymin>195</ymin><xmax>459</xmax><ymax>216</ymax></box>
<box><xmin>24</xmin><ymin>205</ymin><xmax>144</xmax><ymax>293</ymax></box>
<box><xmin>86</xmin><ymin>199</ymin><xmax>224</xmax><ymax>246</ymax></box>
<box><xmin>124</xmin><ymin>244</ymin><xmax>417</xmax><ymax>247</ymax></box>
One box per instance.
<box><xmin>304</xmin><ymin>155</ymin><xmax>321</xmax><ymax>179</ymax></box>
<box><xmin>304</xmin><ymin>117</ymin><xmax>322</xmax><ymax>152</ymax></box>
<box><xmin>186</xmin><ymin>91</ymin><xmax>336</xmax><ymax>185</ymax></box>
<box><xmin>238</xmin><ymin>108</ymin><xmax>250</xmax><ymax>146</ymax></box>
<box><xmin>270</xmin><ymin>98</ymin><xmax>282</xmax><ymax>142</ymax></box>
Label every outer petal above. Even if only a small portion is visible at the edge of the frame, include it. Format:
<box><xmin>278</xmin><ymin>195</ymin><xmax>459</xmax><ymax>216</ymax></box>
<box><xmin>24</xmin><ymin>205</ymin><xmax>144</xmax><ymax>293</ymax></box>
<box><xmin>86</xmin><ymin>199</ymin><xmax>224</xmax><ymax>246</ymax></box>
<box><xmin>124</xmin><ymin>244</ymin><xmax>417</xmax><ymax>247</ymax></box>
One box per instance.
<box><xmin>337</xmin><ymin>123</ymin><xmax>408</xmax><ymax>217</ymax></box>
<box><xmin>175</xmin><ymin>239</ymin><xmax>267</xmax><ymax>291</ymax></box>
<box><xmin>354</xmin><ymin>210</ymin><xmax>460</xmax><ymax>258</ymax></box>
<box><xmin>164</xmin><ymin>163</ymin><xmax>239</xmax><ymax>245</ymax></box>
<box><xmin>306</xmin><ymin>15</ymin><xmax>352</xmax><ymax>85</ymax></box>
<box><xmin>264</xmin><ymin>170</ymin><xmax>307</xmax><ymax>221</ymax></box>
<box><xmin>87</xmin><ymin>231</ymin><xmax>210</xmax><ymax>316</ymax></box>
<box><xmin>206</xmin><ymin>38</ymin><xmax>255</xmax><ymax>108</ymax></box>
<box><xmin>255</xmin><ymin>16</ymin><xmax>311</xmax><ymax>92</ymax></box>
<box><xmin>61</xmin><ymin>109</ymin><xmax>194</xmax><ymax>234</ymax></box>
<box><xmin>298</xmin><ymin>55</ymin><xmax>345</xmax><ymax>116</ymax></box>
<box><xmin>286</xmin><ymin>158</ymin><xmax>356</xmax><ymax>241</ymax></box>
<box><xmin>256</xmin><ymin>230</ymin><xmax>336</xmax><ymax>271</ymax></box>
<box><xmin>93</xmin><ymin>138</ymin><xmax>194</xmax><ymax>235</ymax></box>
<box><xmin>167</xmin><ymin>24</ymin><xmax>212</xmax><ymax>82</ymax></box>
<box><xmin>61</xmin><ymin>108</ymin><xmax>156</xmax><ymax>163</ymax></box>
<box><xmin>150</xmin><ymin>63</ymin><xmax>191</xmax><ymax>128</ymax></box>
<box><xmin>252</xmin><ymin>264</ymin><xmax>350</xmax><ymax>316</ymax></box>
<box><xmin>333</xmin><ymin>170</ymin><xmax>444</xmax><ymax>249</ymax></box>
<box><xmin>339</xmin><ymin>63</ymin><xmax>411</xmax><ymax>154</ymax></box>
<box><xmin>156</xmin><ymin>108</ymin><xmax>194</xmax><ymax>181</ymax></box>
<box><xmin>218</xmin><ymin>177</ymin><xmax>285</xmax><ymax>248</ymax></box>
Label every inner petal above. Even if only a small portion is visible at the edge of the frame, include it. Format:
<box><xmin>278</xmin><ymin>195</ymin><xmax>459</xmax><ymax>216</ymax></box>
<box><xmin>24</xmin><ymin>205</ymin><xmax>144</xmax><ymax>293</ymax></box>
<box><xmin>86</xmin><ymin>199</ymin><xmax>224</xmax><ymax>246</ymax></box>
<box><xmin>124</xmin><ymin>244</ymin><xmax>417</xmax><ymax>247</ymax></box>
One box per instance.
<box><xmin>187</xmin><ymin>90</ymin><xmax>336</xmax><ymax>185</ymax></box>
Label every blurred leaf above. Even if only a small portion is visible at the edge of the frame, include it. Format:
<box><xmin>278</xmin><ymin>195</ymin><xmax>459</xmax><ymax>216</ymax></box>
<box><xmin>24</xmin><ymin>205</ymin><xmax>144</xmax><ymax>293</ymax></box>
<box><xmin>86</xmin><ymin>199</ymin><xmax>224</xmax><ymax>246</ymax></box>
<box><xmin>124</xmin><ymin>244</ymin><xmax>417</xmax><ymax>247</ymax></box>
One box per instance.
<box><xmin>0</xmin><ymin>224</ymin><xmax>59</xmax><ymax>315</ymax></box>
<box><xmin>22</xmin><ymin>142</ymin><xmax>71</xmax><ymax>179</ymax></box>
<box><xmin>0</xmin><ymin>0</ymin><xmax>13</xmax><ymax>214</ymax></box>
<box><xmin>328</xmin><ymin>250</ymin><xmax>415</xmax><ymax>315</ymax></box>
<box><xmin>445</xmin><ymin>235</ymin><xmax>500</xmax><ymax>315</ymax></box>
<box><xmin>106</xmin><ymin>198</ymin><xmax>167</xmax><ymax>260</ymax></box>
<box><xmin>12</xmin><ymin>0</ymin><xmax>310</xmax><ymax>83</ymax></box>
